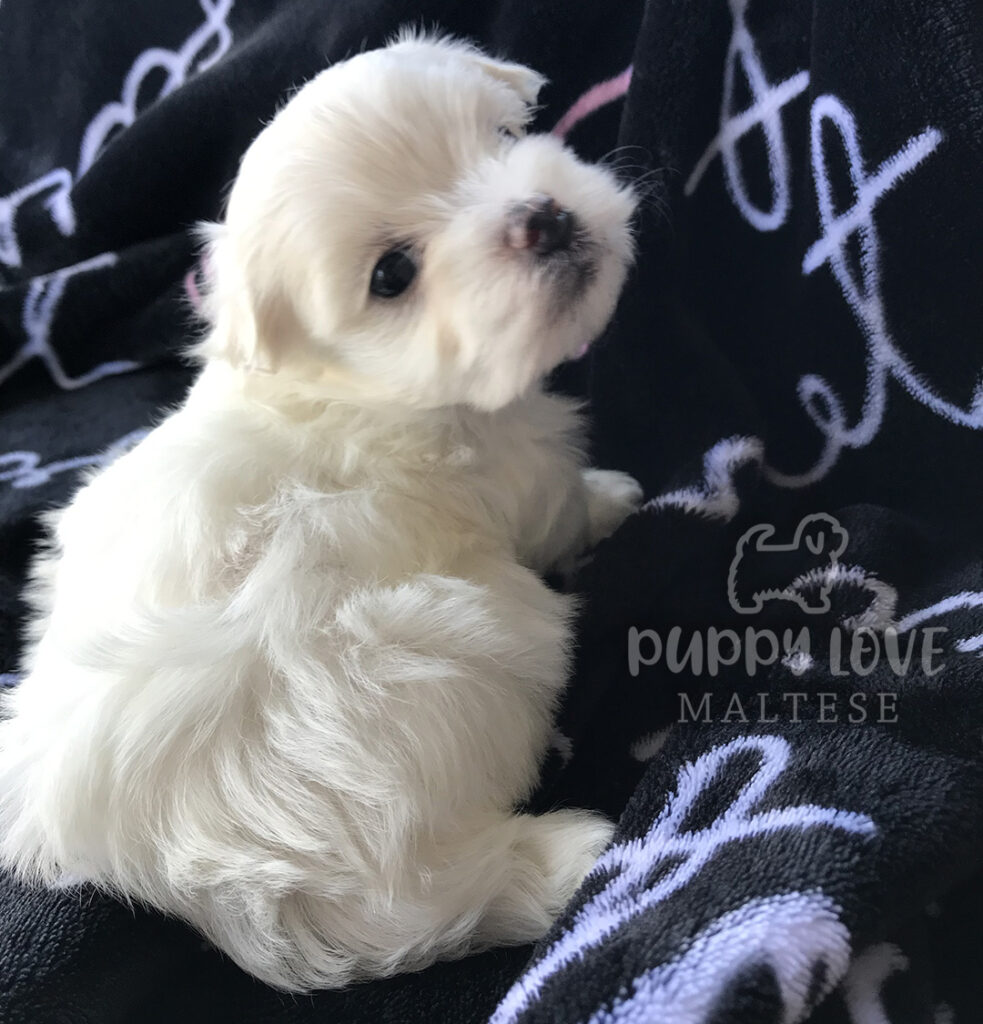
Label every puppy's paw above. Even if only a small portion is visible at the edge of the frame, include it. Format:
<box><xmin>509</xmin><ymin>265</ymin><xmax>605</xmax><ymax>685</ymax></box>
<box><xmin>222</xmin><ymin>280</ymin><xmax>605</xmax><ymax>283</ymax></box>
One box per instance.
<box><xmin>481</xmin><ymin>810</ymin><xmax>615</xmax><ymax>945</ymax></box>
<box><xmin>519</xmin><ymin>809</ymin><xmax>614</xmax><ymax>913</ymax></box>
<box><xmin>582</xmin><ymin>469</ymin><xmax>643</xmax><ymax>545</ymax></box>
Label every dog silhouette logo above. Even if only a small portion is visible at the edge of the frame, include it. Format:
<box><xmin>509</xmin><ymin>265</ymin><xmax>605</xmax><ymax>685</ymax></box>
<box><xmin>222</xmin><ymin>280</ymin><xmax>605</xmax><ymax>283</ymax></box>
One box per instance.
<box><xmin>728</xmin><ymin>513</ymin><xmax>849</xmax><ymax>614</ymax></box>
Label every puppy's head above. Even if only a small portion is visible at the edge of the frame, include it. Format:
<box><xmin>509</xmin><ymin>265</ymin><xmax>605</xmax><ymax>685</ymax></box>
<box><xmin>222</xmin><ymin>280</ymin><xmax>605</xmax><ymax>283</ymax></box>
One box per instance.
<box><xmin>199</xmin><ymin>33</ymin><xmax>635</xmax><ymax>410</ymax></box>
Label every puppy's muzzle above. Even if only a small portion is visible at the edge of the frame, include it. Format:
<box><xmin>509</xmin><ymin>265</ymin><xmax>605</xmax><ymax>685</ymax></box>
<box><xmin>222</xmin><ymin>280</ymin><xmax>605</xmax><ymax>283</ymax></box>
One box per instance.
<box><xmin>506</xmin><ymin>195</ymin><xmax>575</xmax><ymax>256</ymax></box>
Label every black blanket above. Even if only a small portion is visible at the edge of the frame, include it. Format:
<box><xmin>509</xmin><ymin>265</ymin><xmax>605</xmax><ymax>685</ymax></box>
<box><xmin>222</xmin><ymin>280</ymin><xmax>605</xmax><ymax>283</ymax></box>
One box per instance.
<box><xmin>2</xmin><ymin>1</ymin><xmax>982</xmax><ymax>1022</ymax></box>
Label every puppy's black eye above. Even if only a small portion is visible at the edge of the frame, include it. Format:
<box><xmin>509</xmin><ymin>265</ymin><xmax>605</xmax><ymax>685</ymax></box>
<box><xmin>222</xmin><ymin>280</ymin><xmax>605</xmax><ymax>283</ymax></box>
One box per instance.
<box><xmin>370</xmin><ymin>248</ymin><xmax>417</xmax><ymax>298</ymax></box>
<box><xmin>498</xmin><ymin>126</ymin><xmax>519</xmax><ymax>141</ymax></box>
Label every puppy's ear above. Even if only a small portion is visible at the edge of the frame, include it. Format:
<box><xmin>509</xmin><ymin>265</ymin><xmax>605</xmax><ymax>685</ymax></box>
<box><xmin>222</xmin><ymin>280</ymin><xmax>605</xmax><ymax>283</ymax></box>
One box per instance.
<box><xmin>388</xmin><ymin>31</ymin><xmax>546</xmax><ymax>105</ymax></box>
<box><xmin>472</xmin><ymin>55</ymin><xmax>546</xmax><ymax>106</ymax></box>
<box><xmin>194</xmin><ymin>222</ymin><xmax>286</xmax><ymax>374</ymax></box>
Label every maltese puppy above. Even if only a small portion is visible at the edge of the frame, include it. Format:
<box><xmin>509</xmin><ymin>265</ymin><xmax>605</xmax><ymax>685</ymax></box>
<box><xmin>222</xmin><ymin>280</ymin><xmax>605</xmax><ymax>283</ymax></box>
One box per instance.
<box><xmin>0</xmin><ymin>34</ymin><xmax>640</xmax><ymax>991</ymax></box>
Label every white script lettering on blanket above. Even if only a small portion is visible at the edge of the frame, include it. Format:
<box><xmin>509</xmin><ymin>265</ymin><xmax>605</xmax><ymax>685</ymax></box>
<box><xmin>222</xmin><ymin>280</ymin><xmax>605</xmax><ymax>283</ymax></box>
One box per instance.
<box><xmin>0</xmin><ymin>170</ymin><xmax>77</xmax><ymax>269</ymax></box>
<box><xmin>842</xmin><ymin>944</ymin><xmax>952</xmax><ymax>1024</ymax></box>
<box><xmin>0</xmin><ymin>0</ymin><xmax>234</xmax><ymax>391</ymax></box>
<box><xmin>490</xmin><ymin>734</ymin><xmax>876</xmax><ymax>1024</ymax></box>
<box><xmin>687</xmin><ymin>0</ymin><xmax>982</xmax><ymax>487</ymax></box>
<box><xmin>684</xmin><ymin>0</ymin><xmax>810</xmax><ymax>231</ymax></box>
<box><xmin>765</xmin><ymin>97</ymin><xmax>977</xmax><ymax>486</ymax></box>
<box><xmin>0</xmin><ymin>252</ymin><xmax>134</xmax><ymax>391</ymax></box>
<box><xmin>897</xmin><ymin>590</ymin><xmax>983</xmax><ymax>661</ymax></box>
<box><xmin>842</xmin><ymin>944</ymin><xmax>908</xmax><ymax>1024</ymax></box>
<box><xmin>644</xmin><ymin>435</ymin><xmax>763</xmax><ymax>521</ymax></box>
<box><xmin>0</xmin><ymin>427</ymin><xmax>148</xmax><ymax>491</ymax></box>
<box><xmin>0</xmin><ymin>0</ymin><xmax>234</xmax><ymax>270</ymax></box>
<box><xmin>583</xmin><ymin>892</ymin><xmax>851</xmax><ymax>1023</ymax></box>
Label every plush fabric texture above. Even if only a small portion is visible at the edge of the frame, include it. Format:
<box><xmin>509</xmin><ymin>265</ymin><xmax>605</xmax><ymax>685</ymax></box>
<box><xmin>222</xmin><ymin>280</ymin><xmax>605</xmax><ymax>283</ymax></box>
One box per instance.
<box><xmin>1</xmin><ymin>1</ymin><xmax>981</xmax><ymax>1022</ymax></box>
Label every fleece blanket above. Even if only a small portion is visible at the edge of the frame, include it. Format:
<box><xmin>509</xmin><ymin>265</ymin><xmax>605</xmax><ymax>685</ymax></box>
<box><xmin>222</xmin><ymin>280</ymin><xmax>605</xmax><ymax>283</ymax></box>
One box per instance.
<box><xmin>2</xmin><ymin>1</ymin><xmax>982</xmax><ymax>1021</ymax></box>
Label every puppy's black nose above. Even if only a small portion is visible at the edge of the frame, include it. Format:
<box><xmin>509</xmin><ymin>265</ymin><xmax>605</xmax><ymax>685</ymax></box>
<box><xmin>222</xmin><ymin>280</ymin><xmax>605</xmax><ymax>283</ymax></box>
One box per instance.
<box><xmin>506</xmin><ymin>195</ymin><xmax>575</xmax><ymax>255</ymax></box>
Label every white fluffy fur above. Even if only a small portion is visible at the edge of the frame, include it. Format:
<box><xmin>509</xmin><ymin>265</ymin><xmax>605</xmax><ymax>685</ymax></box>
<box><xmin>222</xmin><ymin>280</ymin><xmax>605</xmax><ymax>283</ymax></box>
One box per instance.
<box><xmin>0</xmin><ymin>34</ymin><xmax>640</xmax><ymax>991</ymax></box>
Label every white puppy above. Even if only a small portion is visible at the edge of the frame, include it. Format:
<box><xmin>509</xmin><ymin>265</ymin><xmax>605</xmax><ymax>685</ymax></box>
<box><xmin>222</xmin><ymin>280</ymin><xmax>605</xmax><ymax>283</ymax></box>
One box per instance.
<box><xmin>0</xmin><ymin>34</ymin><xmax>640</xmax><ymax>991</ymax></box>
